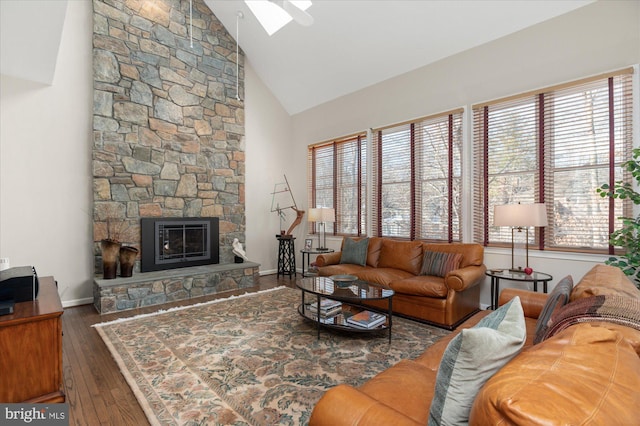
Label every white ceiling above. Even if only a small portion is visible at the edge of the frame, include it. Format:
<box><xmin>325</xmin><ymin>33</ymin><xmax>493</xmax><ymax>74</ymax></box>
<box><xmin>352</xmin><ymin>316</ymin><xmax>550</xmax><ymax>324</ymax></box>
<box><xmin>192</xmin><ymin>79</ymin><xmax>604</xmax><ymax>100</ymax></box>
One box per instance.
<box><xmin>0</xmin><ymin>0</ymin><xmax>594</xmax><ymax>112</ymax></box>
<box><xmin>206</xmin><ymin>0</ymin><xmax>594</xmax><ymax>115</ymax></box>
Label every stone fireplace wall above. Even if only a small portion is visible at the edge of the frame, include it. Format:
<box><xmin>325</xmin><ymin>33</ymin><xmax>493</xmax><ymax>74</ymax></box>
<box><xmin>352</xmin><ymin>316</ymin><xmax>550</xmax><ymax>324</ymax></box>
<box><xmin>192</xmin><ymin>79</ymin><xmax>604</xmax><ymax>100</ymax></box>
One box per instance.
<box><xmin>92</xmin><ymin>0</ymin><xmax>244</xmax><ymax>272</ymax></box>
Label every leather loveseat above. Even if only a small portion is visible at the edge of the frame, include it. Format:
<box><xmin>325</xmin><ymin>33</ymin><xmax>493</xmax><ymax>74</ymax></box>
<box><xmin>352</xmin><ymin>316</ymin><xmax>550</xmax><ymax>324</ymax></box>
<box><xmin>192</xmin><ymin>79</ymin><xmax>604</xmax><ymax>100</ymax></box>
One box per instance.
<box><xmin>309</xmin><ymin>264</ymin><xmax>640</xmax><ymax>425</ymax></box>
<box><xmin>315</xmin><ymin>237</ymin><xmax>486</xmax><ymax>329</ymax></box>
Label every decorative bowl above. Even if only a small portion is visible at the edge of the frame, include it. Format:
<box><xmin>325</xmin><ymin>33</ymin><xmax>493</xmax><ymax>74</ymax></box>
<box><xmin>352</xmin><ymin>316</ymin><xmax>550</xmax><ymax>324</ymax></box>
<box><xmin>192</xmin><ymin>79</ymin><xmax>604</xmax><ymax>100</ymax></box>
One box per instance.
<box><xmin>330</xmin><ymin>274</ymin><xmax>358</xmax><ymax>287</ymax></box>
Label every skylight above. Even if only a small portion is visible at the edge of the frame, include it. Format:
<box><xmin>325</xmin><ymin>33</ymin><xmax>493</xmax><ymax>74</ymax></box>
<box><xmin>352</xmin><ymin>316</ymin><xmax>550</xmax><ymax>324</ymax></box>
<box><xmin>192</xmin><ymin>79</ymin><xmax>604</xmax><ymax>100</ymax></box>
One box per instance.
<box><xmin>245</xmin><ymin>0</ymin><xmax>312</xmax><ymax>36</ymax></box>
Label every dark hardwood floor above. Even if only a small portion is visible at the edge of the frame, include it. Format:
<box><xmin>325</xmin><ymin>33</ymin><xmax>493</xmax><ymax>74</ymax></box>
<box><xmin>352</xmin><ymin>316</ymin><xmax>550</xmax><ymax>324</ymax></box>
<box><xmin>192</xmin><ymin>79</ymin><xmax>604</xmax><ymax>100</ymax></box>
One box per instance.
<box><xmin>62</xmin><ymin>274</ymin><xmax>298</xmax><ymax>426</ymax></box>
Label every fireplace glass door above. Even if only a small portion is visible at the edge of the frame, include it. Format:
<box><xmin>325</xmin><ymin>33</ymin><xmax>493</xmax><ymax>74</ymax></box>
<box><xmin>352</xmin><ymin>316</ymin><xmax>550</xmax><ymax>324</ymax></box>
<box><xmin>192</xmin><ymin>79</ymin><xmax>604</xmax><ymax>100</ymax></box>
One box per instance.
<box><xmin>140</xmin><ymin>217</ymin><xmax>219</xmax><ymax>272</ymax></box>
<box><xmin>157</xmin><ymin>222</ymin><xmax>209</xmax><ymax>264</ymax></box>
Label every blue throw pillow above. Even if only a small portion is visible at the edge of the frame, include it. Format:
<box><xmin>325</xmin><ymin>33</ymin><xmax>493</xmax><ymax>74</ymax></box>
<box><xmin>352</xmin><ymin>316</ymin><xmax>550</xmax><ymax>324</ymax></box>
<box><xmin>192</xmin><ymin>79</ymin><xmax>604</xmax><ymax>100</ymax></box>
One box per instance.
<box><xmin>339</xmin><ymin>238</ymin><xmax>369</xmax><ymax>266</ymax></box>
<box><xmin>428</xmin><ymin>297</ymin><xmax>526</xmax><ymax>426</ymax></box>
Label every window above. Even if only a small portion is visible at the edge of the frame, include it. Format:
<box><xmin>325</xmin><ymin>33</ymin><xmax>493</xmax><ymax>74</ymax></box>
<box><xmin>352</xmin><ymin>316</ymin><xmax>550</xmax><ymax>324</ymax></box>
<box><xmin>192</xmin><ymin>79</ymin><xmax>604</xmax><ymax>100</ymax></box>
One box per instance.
<box><xmin>371</xmin><ymin>110</ymin><xmax>463</xmax><ymax>241</ymax></box>
<box><xmin>473</xmin><ymin>68</ymin><xmax>634</xmax><ymax>253</ymax></box>
<box><xmin>308</xmin><ymin>133</ymin><xmax>367</xmax><ymax>236</ymax></box>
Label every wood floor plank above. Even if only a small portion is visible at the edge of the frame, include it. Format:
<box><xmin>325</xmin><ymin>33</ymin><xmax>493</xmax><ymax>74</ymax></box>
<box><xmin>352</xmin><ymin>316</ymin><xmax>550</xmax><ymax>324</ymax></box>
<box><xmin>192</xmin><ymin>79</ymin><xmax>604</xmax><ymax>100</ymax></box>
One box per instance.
<box><xmin>61</xmin><ymin>274</ymin><xmax>297</xmax><ymax>425</ymax></box>
<box><xmin>63</xmin><ymin>306</ymin><xmax>103</xmax><ymax>425</ymax></box>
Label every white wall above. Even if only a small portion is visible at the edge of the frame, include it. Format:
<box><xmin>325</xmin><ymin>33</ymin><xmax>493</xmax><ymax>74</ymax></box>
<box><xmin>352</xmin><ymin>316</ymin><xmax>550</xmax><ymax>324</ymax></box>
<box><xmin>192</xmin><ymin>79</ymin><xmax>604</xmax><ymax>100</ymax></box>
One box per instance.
<box><xmin>0</xmin><ymin>1</ymin><xmax>93</xmax><ymax>306</ymax></box>
<box><xmin>0</xmin><ymin>0</ymin><xmax>294</xmax><ymax>306</ymax></box>
<box><xmin>290</xmin><ymin>0</ymin><xmax>640</xmax><ymax>307</ymax></box>
<box><xmin>244</xmin><ymin>63</ymin><xmax>296</xmax><ymax>273</ymax></box>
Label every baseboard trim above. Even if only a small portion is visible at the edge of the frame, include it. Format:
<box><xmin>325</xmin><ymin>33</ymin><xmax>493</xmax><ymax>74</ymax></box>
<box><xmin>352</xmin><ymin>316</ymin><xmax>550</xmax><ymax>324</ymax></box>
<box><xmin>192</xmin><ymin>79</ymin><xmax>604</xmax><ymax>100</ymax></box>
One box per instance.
<box><xmin>62</xmin><ymin>297</ymin><xmax>94</xmax><ymax>308</ymax></box>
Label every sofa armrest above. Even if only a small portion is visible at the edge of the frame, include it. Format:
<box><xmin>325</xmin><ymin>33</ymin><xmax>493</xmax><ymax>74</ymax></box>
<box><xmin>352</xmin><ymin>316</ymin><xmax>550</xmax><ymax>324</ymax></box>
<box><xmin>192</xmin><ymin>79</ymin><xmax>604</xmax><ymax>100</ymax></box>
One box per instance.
<box><xmin>315</xmin><ymin>251</ymin><xmax>342</xmax><ymax>267</ymax></box>
<box><xmin>309</xmin><ymin>384</ymin><xmax>421</xmax><ymax>426</ymax></box>
<box><xmin>445</xmin><ymin>264</ymin><xmax>487</xmax><ymax>292</ymax></box>
<box><xmin>499</xmin><ymin>288</ymin><xmax>548</xmax><ymax>319</ymax></box>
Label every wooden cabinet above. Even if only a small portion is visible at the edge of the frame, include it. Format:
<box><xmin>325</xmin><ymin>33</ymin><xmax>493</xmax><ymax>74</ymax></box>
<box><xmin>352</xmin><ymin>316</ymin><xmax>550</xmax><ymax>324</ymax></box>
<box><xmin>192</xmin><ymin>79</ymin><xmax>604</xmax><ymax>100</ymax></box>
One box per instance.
<box><xmin>0</xmin><ymin>276</ymin><xmax>65</xmax><ymax>402</ymax></box>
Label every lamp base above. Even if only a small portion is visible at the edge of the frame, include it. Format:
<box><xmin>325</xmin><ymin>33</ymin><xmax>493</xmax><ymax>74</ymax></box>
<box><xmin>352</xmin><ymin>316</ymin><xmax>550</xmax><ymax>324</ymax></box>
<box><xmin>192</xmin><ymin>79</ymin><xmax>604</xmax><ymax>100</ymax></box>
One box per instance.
<box><xmin>316</xmin><ymin>247</ymin><xmax>330</xmax><ymax>252</ymax></box>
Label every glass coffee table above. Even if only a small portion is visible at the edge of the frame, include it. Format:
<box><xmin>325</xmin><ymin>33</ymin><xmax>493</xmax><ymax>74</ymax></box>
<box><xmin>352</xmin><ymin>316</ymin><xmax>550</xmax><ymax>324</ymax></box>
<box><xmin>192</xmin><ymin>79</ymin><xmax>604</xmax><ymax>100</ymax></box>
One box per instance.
<box><xmin>296</xmin><ymin>276</ymin><xmax>394</xmax><ymax>342</ymax></box>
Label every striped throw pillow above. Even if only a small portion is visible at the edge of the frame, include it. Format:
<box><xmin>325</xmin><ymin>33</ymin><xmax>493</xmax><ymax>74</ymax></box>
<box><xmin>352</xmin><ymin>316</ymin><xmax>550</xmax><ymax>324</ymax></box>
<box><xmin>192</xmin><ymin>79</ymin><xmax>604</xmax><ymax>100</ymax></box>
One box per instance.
<box><xmin>420</xmin><ymin>251</ymin><xmax>462</xmax><ymax>278</ymax></box>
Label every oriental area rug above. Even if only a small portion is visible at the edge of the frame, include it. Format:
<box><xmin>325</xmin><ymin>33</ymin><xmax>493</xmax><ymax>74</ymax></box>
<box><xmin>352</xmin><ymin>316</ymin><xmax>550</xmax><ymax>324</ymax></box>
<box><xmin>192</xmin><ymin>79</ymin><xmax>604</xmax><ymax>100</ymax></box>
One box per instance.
<box><xmin>94</xmin><ymin>286</ymin><xmax>450</xmax><ymax>426</ymax></box>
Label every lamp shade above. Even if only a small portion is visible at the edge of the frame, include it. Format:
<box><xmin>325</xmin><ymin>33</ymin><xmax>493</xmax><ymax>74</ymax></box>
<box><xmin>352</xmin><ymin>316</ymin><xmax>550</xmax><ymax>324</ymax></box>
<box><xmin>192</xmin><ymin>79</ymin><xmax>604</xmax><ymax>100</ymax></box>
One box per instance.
<box><xmin>493</xmin><ymin>203</ymin><xmax>548</xmax><ymax>227</ymax></box>
<box><xmin>308</xmin><ymin>207</ymin><xmax>335</xmax><ymax>223</ymax></box>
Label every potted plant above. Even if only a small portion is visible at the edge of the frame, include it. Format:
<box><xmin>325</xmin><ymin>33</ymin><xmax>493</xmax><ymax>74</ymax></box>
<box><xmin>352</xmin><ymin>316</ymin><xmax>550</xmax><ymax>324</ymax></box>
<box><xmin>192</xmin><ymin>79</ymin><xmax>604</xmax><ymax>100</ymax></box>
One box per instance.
<box><xmin>597</xmin><ymin>147</ymin><xmax>640</xmax><ymax>288</ymax></box>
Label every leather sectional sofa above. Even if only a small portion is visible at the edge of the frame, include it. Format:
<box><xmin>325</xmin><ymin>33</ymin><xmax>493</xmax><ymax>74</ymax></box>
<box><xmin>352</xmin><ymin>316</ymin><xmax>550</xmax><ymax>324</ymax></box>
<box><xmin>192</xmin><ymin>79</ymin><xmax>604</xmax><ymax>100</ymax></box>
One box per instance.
<box><xmin>309</xmin><ymin>264</ymin><xmax>640</xmax><ymax>425</ymax></box>
<box><xmin>315</xmin><ymin>237</ymin><xmax>486</xmax><ymax>329</ymax></box>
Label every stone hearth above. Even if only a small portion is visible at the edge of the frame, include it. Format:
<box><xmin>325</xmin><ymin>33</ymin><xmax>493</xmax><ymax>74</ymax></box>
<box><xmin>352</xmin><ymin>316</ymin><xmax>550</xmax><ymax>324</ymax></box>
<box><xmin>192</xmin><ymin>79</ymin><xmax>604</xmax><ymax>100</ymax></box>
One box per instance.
<box><xmin>94</xmin><ymin>262</ymin><xmax>259</xmax><ymax>314</ymax></box>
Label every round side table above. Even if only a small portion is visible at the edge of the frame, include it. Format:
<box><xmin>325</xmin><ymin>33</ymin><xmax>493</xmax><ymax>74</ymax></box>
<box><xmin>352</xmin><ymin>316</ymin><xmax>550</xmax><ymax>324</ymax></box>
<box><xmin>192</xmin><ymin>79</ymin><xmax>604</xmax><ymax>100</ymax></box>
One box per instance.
<box><xmin>485</xmin><ymin>270</ymin><xmax>552</xmax><ymax>309</ymax></box>
<box><xmin>300</xmin><ymin>248</ymin><xmax>334</xmax><ymax>277</ymax></box>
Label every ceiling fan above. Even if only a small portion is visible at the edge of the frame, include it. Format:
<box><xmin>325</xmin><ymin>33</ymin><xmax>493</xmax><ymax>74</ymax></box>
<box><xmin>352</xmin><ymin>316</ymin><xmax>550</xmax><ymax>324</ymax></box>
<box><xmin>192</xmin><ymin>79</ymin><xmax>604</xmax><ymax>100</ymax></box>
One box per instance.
<box><xmin>269</xmin><ymin>0</ymin><xmax>314</xmax><ymax>27</ymax></box>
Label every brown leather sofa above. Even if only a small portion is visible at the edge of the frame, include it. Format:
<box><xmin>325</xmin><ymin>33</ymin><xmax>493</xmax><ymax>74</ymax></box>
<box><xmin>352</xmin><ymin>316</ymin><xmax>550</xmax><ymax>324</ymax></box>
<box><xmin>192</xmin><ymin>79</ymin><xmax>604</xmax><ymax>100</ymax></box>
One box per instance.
<box><xmin>309</xmin><ymin>264</ymin><xmax>640</xmax><ymax>425</ymax></box>
<box><xmin>315</xmin><ymin>237</ymin><xmax>486</xmax><ymax>329</ymax></box>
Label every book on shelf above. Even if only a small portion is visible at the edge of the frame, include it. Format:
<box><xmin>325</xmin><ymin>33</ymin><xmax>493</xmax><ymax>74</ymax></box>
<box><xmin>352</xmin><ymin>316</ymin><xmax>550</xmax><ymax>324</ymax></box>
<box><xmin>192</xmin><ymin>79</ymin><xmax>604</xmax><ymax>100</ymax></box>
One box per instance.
<box><xmin>308</xmin><ymin>304</ymin><xmax>342</xmax><ymax>318</ymax></box>
<box><xmin>308</xmin><ymin>298</ymin><xmax>341</xmax><ymax>313</ymax></box>
<box><xmin>318</xmin><ymin>315</ymin><xmax>339</xmax><ymax>324</ymax></box>
<box><xmin>346</xmin><ymin>310</ymin><xmax>386</xmax><ymax>329</ymax></box>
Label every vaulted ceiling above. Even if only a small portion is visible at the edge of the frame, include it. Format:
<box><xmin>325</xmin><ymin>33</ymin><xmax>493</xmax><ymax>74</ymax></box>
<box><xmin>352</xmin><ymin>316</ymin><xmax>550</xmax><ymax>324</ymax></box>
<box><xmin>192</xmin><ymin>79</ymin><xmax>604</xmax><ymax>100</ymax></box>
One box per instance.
<box><xmin>206</xmin><ymin>0</ymin><xmax>594</xmax><ymax>114</ymax></box>
<box><xmin>1</xmin><ymin>0</ymin><xmax>594</xmax><ymax>114</ymax></box>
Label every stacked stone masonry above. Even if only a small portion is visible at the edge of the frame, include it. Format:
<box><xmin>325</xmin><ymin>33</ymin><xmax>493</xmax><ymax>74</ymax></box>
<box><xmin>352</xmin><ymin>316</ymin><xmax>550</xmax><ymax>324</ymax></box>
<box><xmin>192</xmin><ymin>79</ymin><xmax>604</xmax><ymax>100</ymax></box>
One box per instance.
<box><xmin>92</xmin><ymin>0</ymin><xmax>245</xmax><ymax>273</ymax></box>
<box><xmin>94</xmin><ymin>263</ymin><xmax>260</xmax><ymax>314</ymax></box>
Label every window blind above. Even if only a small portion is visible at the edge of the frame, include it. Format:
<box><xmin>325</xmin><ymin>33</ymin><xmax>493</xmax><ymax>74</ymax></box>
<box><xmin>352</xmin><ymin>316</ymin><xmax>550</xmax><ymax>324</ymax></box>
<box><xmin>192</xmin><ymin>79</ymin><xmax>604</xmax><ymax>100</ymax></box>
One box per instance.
<box><xmin>308</xmin><ymin>133</ymin><xmax>367</xmax><ymax>236</ymax></box>
<box><xmin>473</xmin><ymin>68</ymin><xmax>634</xmax><ymax>253</ymax></box>
<box><xmin>372</xmin><ymin>109</ymin><xmax>463</xmax><ymax>241</ymax></box>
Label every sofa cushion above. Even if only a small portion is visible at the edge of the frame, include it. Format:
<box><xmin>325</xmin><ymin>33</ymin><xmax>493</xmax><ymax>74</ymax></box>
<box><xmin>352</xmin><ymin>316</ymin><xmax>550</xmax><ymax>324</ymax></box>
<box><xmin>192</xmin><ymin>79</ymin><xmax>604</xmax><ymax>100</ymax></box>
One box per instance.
<box><xmin>533</xmin><ymin>275</ymin><xmax>573</xmax><ymax>344</ymax></box>
<box><xmin>469</xmin><ymin>323</ymin><xmax>640</xmax><ymax>425</ymax></box>
<box><xmin>428</xmin><ymin>297</ymin><xmax>526</xmax><ymax>426</ymax></box>
<box><xmin>571</xmin><ymin>264</ymin><xmax>640</xmax><ymax>302</ymax></box>
<box><xmin>359</xmin><ymin>359</ymin><xmax>439</xmax><ymax>425</ymax></box>
<box><xmin>355</xmin><ymin>268</ymin><xmax>414</xmax><ymax>287</ymax></box>
<box><xmin>340</xmin><ymin>237</ymin><xmax>369</xmax><ymax>266</ymax></box>
<box><xmin>318</xmin><ymin>264</ymin><xmax>370</xmax><ymax>277</ymax></box>
<box><xmin>364</xmin><ymin>237</ymin><xmax>384</xmax><ymax>267</ymax></box>
<box><xmin>390</xmin><ymin>276</ymin><xmax>448</xmax><ymax>298</ymax></box>
<box><xmin>420</xmin><ymin>251</ymin><xmax>462</xmax><ymax>278</ymax></box>
<box><xmin>377</xmin><ymin>239</ymin><xmax>423</xmax><ymax>275</ymax></box>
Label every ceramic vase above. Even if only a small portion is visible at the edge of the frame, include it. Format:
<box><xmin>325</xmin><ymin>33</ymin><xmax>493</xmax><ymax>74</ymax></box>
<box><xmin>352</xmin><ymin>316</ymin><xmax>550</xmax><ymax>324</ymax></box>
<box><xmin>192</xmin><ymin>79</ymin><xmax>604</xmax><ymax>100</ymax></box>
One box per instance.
<box><xmin>101</xmin><ymin>239</ymin><xmax>121</xmax><ymax>280</ymax></box>
<box><xmin>119</xmin><ymin>246</ymin><xmax>139</xmax><ymax>278</ymax></box>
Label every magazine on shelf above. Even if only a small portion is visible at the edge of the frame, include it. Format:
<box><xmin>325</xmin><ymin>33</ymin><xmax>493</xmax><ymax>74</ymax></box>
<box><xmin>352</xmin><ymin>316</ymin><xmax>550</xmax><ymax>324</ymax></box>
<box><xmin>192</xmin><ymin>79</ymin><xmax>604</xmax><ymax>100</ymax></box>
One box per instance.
<box><xmin>346</xmin><ymin>310</ymin><xmax>386</xmax><ymax>329</ymax></box>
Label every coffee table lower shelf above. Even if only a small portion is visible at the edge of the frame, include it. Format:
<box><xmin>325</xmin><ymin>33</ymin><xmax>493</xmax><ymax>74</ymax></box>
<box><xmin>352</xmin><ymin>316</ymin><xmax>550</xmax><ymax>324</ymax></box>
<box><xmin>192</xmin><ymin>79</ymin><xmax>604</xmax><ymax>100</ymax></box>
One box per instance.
<box><xmin>297</xmin><ymin>304</ymin><xmax>391</xmax><ymax>342</ymax></box>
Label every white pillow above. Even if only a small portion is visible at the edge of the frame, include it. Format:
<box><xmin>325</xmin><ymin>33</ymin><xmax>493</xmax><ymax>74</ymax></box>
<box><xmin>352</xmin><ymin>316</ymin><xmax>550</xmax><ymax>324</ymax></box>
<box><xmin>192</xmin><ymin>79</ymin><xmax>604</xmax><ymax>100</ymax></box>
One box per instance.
<box><xmin>428</xmin><ymin>297</ymin><xmax>526</xmax><ymax>426</ymax></box>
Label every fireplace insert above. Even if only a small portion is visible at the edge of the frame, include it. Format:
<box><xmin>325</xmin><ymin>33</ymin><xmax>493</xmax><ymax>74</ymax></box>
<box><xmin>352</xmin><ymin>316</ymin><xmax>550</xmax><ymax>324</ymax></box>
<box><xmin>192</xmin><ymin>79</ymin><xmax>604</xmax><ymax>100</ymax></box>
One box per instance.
<box><xmin>140</xmin><ymin>217</ymin><xmax>219</xmax><ymax>272</ymax></box>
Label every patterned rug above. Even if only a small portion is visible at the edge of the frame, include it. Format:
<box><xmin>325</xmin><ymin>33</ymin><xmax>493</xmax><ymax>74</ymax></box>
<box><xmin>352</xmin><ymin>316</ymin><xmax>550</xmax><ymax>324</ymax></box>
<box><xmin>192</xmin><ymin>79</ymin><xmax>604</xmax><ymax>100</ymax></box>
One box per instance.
<box><xmin>94</xmin><ymin>286</ymin><xmax>450</xmax><ymax>425</ymax></box>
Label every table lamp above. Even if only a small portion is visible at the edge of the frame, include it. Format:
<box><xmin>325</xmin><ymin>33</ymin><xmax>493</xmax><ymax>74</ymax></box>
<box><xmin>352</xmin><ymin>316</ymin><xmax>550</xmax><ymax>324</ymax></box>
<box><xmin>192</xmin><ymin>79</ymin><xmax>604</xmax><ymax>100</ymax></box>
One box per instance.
<box><xmin>493</xmin><ymin>203</ymin><xmax>548</xmax><ymax>271</ymax></box>
<box><xmin>308</xmin><ymin>207</ymin><xmax>335</xmax><ymax>251</ymax></box>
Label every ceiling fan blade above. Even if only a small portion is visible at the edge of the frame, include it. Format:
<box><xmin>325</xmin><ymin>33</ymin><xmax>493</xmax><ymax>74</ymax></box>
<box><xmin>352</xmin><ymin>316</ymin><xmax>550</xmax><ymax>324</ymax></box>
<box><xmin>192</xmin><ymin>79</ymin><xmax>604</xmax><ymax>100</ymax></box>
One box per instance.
<box><xmin>282</xmin><ymin>1</ymin><xmax>314</xmax><ymax>26</ymax></box>
<box><xmin>279</xmin><ymin>0</ymin><xmax>314</xmax><ymax>27</ymax></box>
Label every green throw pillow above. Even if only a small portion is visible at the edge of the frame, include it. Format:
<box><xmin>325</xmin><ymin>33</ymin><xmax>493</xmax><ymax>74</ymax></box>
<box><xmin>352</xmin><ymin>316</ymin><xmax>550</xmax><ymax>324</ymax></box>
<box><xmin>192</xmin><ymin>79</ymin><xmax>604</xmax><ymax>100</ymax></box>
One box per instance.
<box><xmin>533</xmin><ymin>275</ymin><xmax>573</xmax><ymax>344</ymax></box>
<box><xmin>339</xmin><ymin>238</ymin><xmax>369</xmax><ymax>266</ymax></box>
<box><xmin>428</xmin><ymin>297</ymin><xmax>526</xmax><ymax>426</ymax></box>
<box><xmin>421</xmin><ymin>251</ymin><xmax>462</xmax><ymax>277</ymax></box>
